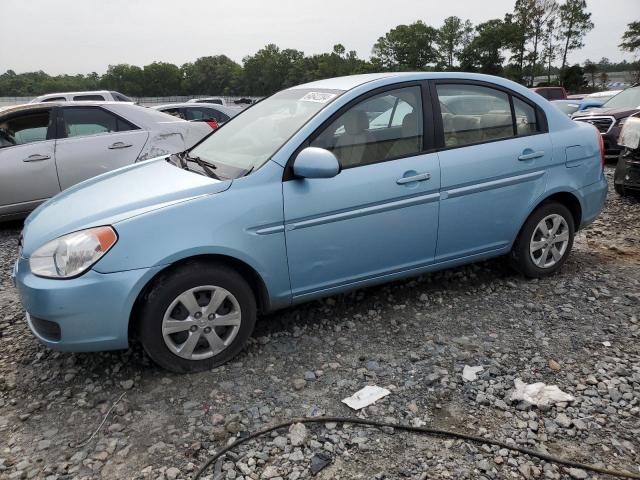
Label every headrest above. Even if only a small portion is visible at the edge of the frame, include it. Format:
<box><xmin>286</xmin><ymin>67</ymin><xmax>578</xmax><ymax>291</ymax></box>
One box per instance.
<box><xmin>343</xmin><ymin>110</ymin><xmax>369</xmax><ymax>135</ymax></box>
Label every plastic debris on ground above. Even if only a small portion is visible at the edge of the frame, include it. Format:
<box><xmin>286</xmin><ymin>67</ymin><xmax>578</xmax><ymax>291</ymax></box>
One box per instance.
<box><xmin>310</xmin><ymin>452</ymin><xmax>332</xmax><ymax>475</ymax></box>
<box><xmin>462</xmin><ymin>365</ymin><xmax>484</xmax><ymax>382</ymax></box>
<box><xmin>510</xmin><ymin>378</ymin><xmax>575</xmax><ymax>407</ymax></box>
<box><xmin>342</xmin><ymin>385</ymin><xmax>391</xmax><ymax>410</ymax></box>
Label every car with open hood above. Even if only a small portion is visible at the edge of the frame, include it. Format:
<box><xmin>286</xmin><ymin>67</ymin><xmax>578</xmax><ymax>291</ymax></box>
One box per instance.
<box><xmin>13</xmin><ymin>72</ymin><xmax>607</xmax><ymax>372</ymax></box>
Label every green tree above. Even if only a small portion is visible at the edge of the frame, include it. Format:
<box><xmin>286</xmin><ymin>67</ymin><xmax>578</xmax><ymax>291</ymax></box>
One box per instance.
<box><xmin>505</xmin><ymin>0</ymin><xmax>535</xmax><ymax>83</ymax></box>
<box><xmin>141</xmin><ymin>62</ymin><xmax>182</xmax><ymax>96</ymax></box>
<box><xmin>181</xmin><ymin>55</ymin><xmax>243</xmax><ymax>95</ymax></box>
<box><xmin>372</xmin><ymin>21</ymin><xmax>440</xmax><ymax>70</ymax></box>
<box><xmin>557</xmin><ymin>0</ymin><xmax>593</xmax><ymax>81</ymax></box>
<box><xmin>241</xmin><ymin>44</ymin><xmax>306</xmax><ymax>95</ymax></box>
<box><xmin>583</xmin><ymin>59</ymin><xmax>598</xmax><ymax>87</ymax></box>
<box><xmin>100</xmin><ymin>64</ymin><xmax>145</xmax><ymax>96</ymax></box>
<box><xmin>527</xmin><ymin>0</ymin><xmax>558</xmax><ymax>85</ymax></box>
<box><xmin>541</xmin><ymin>15</ymin><xmax>559</xmax><ymax>83</ymax></box>
<box><xmin>459</xmin><ymin>19</ymin><xmax>509</xmax><ymax>76</ymax></box>
<box><xmin>304</xmin><ymin>44</ymin><xmax>369</xmax><ymax>81</ymax></box>
<box><xmin>560</xmin><ymin>64</ymin><xmax>587</xmax><ymax>92</ymax></box>
<box><xmin>436</xmin><ymin>16</ymin><xmax>474</xmax><ymax>69</ymax></box>
<box><xmin>619</xmin><ymin>21</ymin><xmax>640</xmax><ymax>55</ymax></box>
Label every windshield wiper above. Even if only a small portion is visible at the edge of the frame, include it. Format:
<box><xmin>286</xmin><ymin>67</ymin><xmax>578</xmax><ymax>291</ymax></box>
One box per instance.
<box><xmin>180</xmin><ymin>153</ymin><xmax>221</xmax><ymax>180</ymax></box>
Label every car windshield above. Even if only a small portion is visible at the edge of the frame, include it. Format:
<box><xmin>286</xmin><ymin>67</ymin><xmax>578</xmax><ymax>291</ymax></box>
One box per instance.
<box><xmin>602</xmin><ymin>86</ymin><xmax>640</xmax><ymax>109</ymax></box>
<box><xmin>190</xmin><ymin>88</ymin><xmax>343</xmax><ymax>173</ymax></box>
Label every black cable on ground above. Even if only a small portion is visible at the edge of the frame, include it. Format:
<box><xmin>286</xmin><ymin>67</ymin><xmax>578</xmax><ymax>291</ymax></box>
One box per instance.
<box><xmin>193</xmin><ymin>416</ymin><xmax>640</xmax><ymax>479</ymax></box>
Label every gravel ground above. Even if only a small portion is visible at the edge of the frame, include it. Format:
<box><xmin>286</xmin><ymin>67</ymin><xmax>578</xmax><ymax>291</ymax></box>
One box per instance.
<box><xmin>0</xmin><ymin>167</ymin><xmax>638</xmax><ymax>480</ymax></box>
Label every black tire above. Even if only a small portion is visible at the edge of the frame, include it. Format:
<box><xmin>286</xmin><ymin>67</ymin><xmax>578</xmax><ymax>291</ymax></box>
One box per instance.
<box><xmin>510</xmin><ymin>202</ymin><xmax>575</xmax><ymax>278</ymax></box>
<box><xmin>138</xmin><ymin>261</ymin><xmax>256</xmax><ymax>373</ymax></box>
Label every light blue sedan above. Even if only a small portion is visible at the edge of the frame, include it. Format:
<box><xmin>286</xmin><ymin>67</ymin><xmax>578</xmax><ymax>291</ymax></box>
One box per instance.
<box><xmin>13</xmin><ymin>72</ymin><xmax>607</xmax><ymax>372</ymax></box>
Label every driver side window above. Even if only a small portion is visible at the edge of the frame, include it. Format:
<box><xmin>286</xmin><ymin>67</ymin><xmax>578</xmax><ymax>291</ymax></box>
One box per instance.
<box><xmin>310</xmin><ymin>86</ymin><xmax>423</xmax><ymax>169</ymax></box>
<box><xmin>0</xmin><ymin>110</ymin><xmax>52</xmax><ymax>148</ymax></box>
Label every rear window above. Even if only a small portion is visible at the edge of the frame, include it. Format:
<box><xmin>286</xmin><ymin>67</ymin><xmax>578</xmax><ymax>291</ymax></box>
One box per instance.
<box><xmin>547</xmin><ymin>89</ymin><xmax>565</xmax><ymax>100</ymax></box>
<box><xmin>111</xmin><ymin>92</ymin><xmax>133</xmax><ymax>102</ymax></box>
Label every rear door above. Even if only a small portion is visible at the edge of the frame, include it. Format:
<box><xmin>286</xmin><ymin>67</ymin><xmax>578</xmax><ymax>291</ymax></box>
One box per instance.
<box><xmin>0</xmin><ymin>107</ymin><xmax>60</xmax><ymax>217</ymax></box>
<box><xmin>54</xmin><ymin>106</ymin><xmax>149</xmax><ymax>189</ymax></box>
<box><xmin>432</xmin><ymin>81</ymin><xmax>552</xmax><ymax>262</ymax></box>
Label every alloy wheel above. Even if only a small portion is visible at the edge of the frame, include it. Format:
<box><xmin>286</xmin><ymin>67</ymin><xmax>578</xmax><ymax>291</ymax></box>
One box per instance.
<box><xmin>529</xmin><ymin>214</ymin><xmax>570</xmax><ymax>269</ymax></box>
<box><xmin>161</xmin><ymin>285</ymin><xmax>241</xmax><ymax>360</ymax></box>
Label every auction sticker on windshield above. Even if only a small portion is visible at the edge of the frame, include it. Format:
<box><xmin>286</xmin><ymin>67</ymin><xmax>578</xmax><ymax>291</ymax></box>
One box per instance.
<box><xmin>300</xmin><ymin>92</ymin><xmax>337</xmax><ymax>103</ymax></box>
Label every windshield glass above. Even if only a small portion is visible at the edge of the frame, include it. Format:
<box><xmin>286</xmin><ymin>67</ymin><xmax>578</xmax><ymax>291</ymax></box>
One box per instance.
<box><xmin>603</xmin><ymin>86</ymin><xmax>640</xmax><ymax>109</ymax></box>
<box><xmin>190</xmin><ymin>88</ymin><xmax>343</xmax><ymax>173</ymax></box>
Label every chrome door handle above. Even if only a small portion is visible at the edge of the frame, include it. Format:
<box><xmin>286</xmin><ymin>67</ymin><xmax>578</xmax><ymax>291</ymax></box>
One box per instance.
<box><xmin>23</xmin><ymin>154</ymin><xmax>51</xmax><ymax>162</ymax></box>
<box><xmin>518</xmin><ymin>150</ymin><xmax>545</xmax><ymax>161</ymax></box>
<box><xmin>396</xmin><ymin>172</ymin><xmax>431</xmax><ymax>185</ymax></box>
<box><xmin>108</xmin><ymin>142</ymin><xmax>133</xmax><ymax>149</ymax></box>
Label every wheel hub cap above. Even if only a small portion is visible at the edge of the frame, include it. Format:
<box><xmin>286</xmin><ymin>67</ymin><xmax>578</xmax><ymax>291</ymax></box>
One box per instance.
<box><xmin>161</xmin><ymin>285</ymin><xmax>242</xmax><ymax>361</ymax></box>
<box><xmin>529</xmin><ymin>214</ymin><xmax>570</xmax><ymax>269</ymax></box>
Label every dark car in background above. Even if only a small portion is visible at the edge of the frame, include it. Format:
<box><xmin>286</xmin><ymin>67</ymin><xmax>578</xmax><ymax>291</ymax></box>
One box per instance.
<box><xmin>530</xmin><ymin>86</ymin><xmax>567</xmax><ymax>101</ymax></box>
<box><xmin>572</xmin><ymin>84</ymin><xmax>640</xmax><ymax>158</ymax></box>
<box><xmin>614</xmin><ymin>113</ymin><xmax>640</xmax><ymax>197</ymax></box>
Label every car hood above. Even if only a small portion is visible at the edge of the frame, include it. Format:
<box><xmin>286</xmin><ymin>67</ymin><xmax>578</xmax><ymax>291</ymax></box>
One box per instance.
<box><xmin>22</xmin><ymin>157</ymin><xmax>231</xmax><ymax>256</ymax></box>
<box><xmin>572</xmin><ymin>107</ymin><xmax>639</xmax><ymax>120</ymax></box>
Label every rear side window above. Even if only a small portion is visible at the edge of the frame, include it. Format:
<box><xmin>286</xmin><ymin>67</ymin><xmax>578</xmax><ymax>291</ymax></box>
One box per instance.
<box><xmin>436</xmin><ymin>83</ymin><xmax>542</xmax><ymax>148</ymax></box>
<box><xmin>437</xmin><ymin>84</ymin><xmax>514</xmax><ymax>147</ymax></box>
<box><xmin>513</xmin><ymin>97</ymin><xmax>539</xmax><ymax>135</ymax></box>
<box><xmin>41</xmin><ymin>97</ymin><xmax>66</xmax><ymax>102</ymax></box>
<box><xmin>0</xmin><ymin>110</ymin><xmax>51</xmax><ymax>147</ymax></box>
<box><xmin>72</xmin><ymin>94</ymin><xmax>106</xmax><ymax>101</ymax></box>
<box><xmin>61</xmin><ymin>107</ymin><xmax>137</xmax><ymax>138</ymax></box>
<box><xmin>111</xmin><ymin>92</ymin><xmax>133</xmax><ymax>102</ymax></box>
<box><xmin>160</xmin><ymin>108</ymin><xmax>185</xmax><ymax>119</ymax></box>
<box><xmin>185</xmin><ymin>107</ymin><xmax>230</xmax><ymax>123</ymax></box>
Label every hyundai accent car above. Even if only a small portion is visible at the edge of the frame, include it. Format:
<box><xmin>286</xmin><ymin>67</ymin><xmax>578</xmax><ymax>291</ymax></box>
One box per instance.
<box><xmin>13</xmin><ymin>72</ymin><xmax>607</xmax><ymax>373</ymax></box>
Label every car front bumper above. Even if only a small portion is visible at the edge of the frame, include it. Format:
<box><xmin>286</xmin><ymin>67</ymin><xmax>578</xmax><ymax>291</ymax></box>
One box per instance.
<box><xmin>12</xmin><ymin>256</ymin><xmax>162</xmax><ymax>352</ymax></box>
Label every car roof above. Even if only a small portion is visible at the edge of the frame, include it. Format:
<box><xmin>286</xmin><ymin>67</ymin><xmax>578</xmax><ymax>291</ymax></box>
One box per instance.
<box><xmin>0</xmin><ymin>101</ymin><xmax>132</xmax><ymax>115</ymax></box>
<box><xmin>34</xmin><ymin>90</ymin><xmax>112</xmax><ymax>97</ymax></box>
<box><xmin>291</xmin><ymin>72</ymin><xmax>550</xmax><ymax>93</ymax></box>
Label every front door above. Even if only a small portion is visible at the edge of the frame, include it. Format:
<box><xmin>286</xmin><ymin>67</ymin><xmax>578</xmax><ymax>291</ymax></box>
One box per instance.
<box><xmin>0</xmin><ymin>107</ymin><xmax>60</xmax><ymax>217</ymax></box>
<box><xmin>433</xmin><ymin>81</ymin><xmax>552</xmax><ymax>262</ymax></box>
<box><xmin>282</xmin><ymin>84</ymin><xmax>441</xmax><ymax>299</ymax></box>
<box><xmin>54</xmin><ymin>106</ymin><xmax>149</xmax><ymax>189</ymax></box>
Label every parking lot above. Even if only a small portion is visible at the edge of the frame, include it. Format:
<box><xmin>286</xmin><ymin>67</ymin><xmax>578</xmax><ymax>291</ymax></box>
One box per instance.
<box><xmin>0</xmin><ymin>166</ymin><xmax>636</xmax><ymax>479</ymax></box>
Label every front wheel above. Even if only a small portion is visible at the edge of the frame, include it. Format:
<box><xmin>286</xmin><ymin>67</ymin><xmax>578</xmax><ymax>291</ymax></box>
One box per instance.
<box><xmin>510</xmin><ymin>202</ymin><xmax>575</xmax><ymax>278</ymax></box>
<box><xmin>138</xmin><ymin>262</ymin><xmax>257</xmax><ymax>373</ymax></box>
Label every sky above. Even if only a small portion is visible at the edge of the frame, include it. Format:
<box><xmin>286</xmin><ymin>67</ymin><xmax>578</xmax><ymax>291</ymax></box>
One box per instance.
<box><xmin>0</xmin><ymin>0</ymin><xmax>637</xmax><ymax>75</ymax></box>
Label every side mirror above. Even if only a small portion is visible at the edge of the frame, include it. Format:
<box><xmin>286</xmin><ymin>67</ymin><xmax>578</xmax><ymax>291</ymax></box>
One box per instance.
<box><xmin>293</xmin><ymin>147</ymin><xmax>340</xmax><ymax>179</ymax></box>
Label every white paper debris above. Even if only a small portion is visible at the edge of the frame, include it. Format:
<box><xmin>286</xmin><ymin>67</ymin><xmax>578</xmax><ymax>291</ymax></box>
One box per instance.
<box><xmin>602</xmin><ymin>341</ymin><xmax>611</xmax><ymax>347</ymax></box>
<box><xmin>342</xmin><ymin>385</ymin><xmax>391</xmax><ymax>410</ymax></box>
<box><xmin>462</xmin><ymin>365</ymin><xmax>484</xmax><ymax>382</ymax></box>
<box><xmin>510</xmin><ymin>378</ymin><xmax>575</xmax><ymax>407</ymax></box>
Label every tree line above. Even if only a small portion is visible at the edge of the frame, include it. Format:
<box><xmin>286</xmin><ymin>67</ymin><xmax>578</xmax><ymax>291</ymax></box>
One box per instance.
<box><xmin>1</xmin><ymin>0</ymin><xmax>638</xmax><ymax>97</ymax></box>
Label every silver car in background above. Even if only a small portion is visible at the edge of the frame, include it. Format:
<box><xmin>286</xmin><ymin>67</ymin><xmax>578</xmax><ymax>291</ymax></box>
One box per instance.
<box><xmin>0</xmin><ymin>102</ymin><xmax>211</xmax><ymax>221</ymax></box>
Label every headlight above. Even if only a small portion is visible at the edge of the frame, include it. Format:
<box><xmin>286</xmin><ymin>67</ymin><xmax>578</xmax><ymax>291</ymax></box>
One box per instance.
<box><xmin>29</xmin><ymin>226</ymin><xmax>118</xmax><ymax>279</ymax></box>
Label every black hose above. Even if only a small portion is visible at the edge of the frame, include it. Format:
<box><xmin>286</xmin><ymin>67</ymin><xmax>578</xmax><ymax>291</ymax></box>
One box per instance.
<box><xmin>193</xmin><ymin>416</ymin><xmax>640</xmax><ymax>479</ymax></box>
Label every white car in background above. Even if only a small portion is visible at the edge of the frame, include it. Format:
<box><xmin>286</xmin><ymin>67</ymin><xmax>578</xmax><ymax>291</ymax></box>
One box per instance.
<box><xmin>0</xmin><ymin>102</ymin><xmax>211</xmax><ymax>220</ymax></box>
<box><xmin>29</xmin><ymin>90</ymin><xmax>134</xmax><ymax>103</ymax></box>
<box><xmin>187</xmin><ymin>97</ymin><xmax>226</xmax><ymax>106</ymax></box>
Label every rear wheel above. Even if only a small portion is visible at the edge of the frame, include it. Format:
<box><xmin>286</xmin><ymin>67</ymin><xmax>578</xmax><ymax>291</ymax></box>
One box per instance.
<box><xmin>138</xmin><ymin>262</ymin><xmax>256</xmax><ymax>373</ymax></box>
<box><xmin>510</xmin><ymin>202</ymin><xmax>575</xmax><ymax>278</ymax></box>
